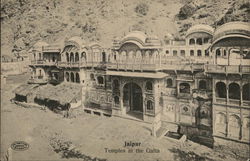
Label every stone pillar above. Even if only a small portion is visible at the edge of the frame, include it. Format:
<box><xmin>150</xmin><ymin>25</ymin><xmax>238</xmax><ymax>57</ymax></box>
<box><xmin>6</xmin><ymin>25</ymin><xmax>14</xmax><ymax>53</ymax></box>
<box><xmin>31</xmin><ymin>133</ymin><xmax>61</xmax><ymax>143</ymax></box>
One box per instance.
<box><xmin>240</xmin><ymin>85</ymin><xmax>243</xmax><ymax>106</ymax></box>
<box><xmin>213</xmin><ymin>49</ymin><xmax>216</xmax><ymax>64</ymax></box>
<box><xmin>120</xmin><ymin>82</ymin><xmax>125</xmax><ymax>115</ymax></box>
<box><xmin>240</xmin><ymin>84</ymin><xmax>243</xmax><ymax>140</ymax></box>
<box><xmin>226</xmin><ymin>80</ymin><xmax>229</xmax><ymax>137</ymax></box>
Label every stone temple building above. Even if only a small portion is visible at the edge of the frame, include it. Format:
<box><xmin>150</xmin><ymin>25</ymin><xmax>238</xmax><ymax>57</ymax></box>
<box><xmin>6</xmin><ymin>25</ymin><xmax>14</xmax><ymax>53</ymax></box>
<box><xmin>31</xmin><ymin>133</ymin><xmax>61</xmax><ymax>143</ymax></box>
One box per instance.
<box><xmin>15</xmin><ymin>21</ymin><xmax>250</xmax><ymax>147</ymax></box>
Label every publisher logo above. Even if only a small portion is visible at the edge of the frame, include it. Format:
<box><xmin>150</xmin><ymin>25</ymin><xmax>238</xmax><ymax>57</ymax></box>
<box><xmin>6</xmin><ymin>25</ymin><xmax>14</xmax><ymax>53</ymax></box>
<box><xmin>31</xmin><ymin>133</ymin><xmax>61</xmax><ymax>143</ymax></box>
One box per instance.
<box><xmin>11</xmin><ymin>141</ymin><xmax>29</xmax><ymax>151</ymax></box>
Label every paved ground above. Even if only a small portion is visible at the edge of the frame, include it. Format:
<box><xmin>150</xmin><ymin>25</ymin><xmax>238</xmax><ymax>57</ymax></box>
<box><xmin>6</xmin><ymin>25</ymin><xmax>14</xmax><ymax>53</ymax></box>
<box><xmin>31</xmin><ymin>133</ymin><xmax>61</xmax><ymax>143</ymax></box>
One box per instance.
<box><xmin>1</xmin><ymin>74</ymin><xmax>248</xmax><ymax>161</ymax></box>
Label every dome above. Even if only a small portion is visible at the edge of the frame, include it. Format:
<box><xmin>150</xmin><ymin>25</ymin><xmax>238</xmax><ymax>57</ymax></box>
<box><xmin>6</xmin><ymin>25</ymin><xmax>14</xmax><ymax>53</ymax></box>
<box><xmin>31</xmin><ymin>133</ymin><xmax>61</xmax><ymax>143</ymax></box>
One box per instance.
<box><xmin>213</xmin><ymin>21</ymin><xmax>250</xmax><ymax>42</ymax></box>
<box><xmin>186</xmin><ymin>24</ymin><xmax>214</xmax><ymax>37</ymax></box>
<box><xmin>122</xmin><ymin>31</ymin><xmax>147</xmax><ymax>44</ymax></box>
<box><xmin>66</xmin><ymin>36</ymin><xmax>85</xmax><ymax>47</ymax></box>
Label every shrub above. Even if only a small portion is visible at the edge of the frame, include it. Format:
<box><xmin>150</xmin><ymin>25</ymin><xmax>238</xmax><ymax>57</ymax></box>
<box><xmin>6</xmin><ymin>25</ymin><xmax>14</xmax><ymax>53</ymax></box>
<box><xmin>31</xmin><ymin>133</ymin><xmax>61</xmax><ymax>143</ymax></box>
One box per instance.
<box><xmin>135</xmin><ymin>3</ymin><xmax>149</xmax><ymax>16</ymax></box>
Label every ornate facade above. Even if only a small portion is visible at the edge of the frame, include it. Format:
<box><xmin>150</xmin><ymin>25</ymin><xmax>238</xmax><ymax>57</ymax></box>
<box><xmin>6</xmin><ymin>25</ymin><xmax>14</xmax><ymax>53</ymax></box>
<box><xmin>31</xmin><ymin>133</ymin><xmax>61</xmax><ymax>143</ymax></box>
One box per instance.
<box><xmin>27</xmin><ymin>22</ymin><xmax>250</xmax><ymax>146</ymax></box>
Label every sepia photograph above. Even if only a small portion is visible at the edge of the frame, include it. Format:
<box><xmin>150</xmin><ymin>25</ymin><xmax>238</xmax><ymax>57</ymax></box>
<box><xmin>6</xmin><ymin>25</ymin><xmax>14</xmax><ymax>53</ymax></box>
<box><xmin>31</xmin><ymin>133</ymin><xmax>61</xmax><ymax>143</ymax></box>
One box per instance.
<box><xmin>1</xmin><ymin>0</ymin><xmax>250</xmax><ymax>160</ymax></box>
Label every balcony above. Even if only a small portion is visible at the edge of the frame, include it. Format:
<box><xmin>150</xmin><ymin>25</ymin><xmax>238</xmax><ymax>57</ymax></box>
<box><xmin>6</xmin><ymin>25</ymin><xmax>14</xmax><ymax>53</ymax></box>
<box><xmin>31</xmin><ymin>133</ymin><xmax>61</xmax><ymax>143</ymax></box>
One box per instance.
<box><xmin>215</xmin><ymin>98</ymin><xmax>227</xmax><ymax>104</ymax></box>
<box><xmin>228</xmin><ymin>99</ymin><xmax>240</xmax><ymax>106</ymax></box>
<box><xmin>57</xmin><ymin>61</ymin><xmax>106</xmax><ymax>68</ymax></box>
<box><xmin>108</xmin><ymin>61</ymin><xmax>204</xmax><ymax>72</ymax></box>
<box><xmin>57</xmin><ymin>62</ymin><xmax>81</xmax><ymax>68</ymax></box>
<box><xmin>108</xmin><ymin>62</ymin><xmax>160</xmax><ymax>71</ymax></box>
<box><xmin>30</xmin><ymin>60</ymin><xmax>57</xmax><ymax>66</ymax></box>
<box><xmin>242</xmin><ymin>100</ymin><xmax>250</xmax><ymax>107</ymax></box>
<box><xmin>205</xmin><ymin>65</ymin><xmax>250</xmax><ymax>74</ymax></box>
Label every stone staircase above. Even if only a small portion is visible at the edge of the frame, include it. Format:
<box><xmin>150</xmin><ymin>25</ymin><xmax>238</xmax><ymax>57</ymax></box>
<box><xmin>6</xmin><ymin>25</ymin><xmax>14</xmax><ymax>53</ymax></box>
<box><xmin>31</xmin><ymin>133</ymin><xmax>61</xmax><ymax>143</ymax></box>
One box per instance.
<box><xmin>156</xmin><ymin>122</ymin><xmax>179</xmax><ymax>138</ymax></box>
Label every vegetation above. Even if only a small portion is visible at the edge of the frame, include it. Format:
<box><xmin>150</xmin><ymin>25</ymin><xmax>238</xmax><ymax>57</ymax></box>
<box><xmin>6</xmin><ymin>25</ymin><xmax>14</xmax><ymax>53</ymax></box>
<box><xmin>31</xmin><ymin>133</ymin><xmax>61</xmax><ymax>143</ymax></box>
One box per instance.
<box><xmin>50</xmin><ymin>134</ymin><xmax>107</xmax><ymax>160</ymax></box>
<box><xmin>134</xmin><ymin>2</ymin><xmax>149</xmax><ymax>16</ymax></box>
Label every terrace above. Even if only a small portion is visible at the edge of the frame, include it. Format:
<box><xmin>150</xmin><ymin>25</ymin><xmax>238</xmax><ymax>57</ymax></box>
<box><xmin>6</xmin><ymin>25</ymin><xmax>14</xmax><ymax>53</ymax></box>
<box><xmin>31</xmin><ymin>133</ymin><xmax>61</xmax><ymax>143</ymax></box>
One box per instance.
<box><xmin>205</xmin><ymin>65</ymin><xmax>250</xmax><ymax>74</ymax></box>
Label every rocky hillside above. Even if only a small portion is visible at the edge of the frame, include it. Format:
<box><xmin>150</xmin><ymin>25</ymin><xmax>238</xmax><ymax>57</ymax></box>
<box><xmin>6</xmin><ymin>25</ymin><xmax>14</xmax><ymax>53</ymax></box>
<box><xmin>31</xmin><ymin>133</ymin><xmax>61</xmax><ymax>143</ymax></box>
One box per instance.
<box><xmin>176</xmin><ymin>0</ymin><xmax>250</xmax><ymax>36</ymax></box>
<box><xmin>1</xmin><ymin>0</ymin><xmax>249</xmax><ymax>56</ymax></box>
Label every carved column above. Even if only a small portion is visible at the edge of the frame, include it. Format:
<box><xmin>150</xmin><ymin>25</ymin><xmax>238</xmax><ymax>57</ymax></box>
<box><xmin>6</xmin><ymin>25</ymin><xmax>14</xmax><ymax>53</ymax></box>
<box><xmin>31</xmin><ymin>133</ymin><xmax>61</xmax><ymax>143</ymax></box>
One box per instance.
<box><xmin>226</xmin><ymin>79</ymin><xmax>229</xmax><ymax>137</ymax></box>
<box><xmin>120</xmin><ymin>79</ymin><xmax>125</xmax><ymax>115</ymax></box>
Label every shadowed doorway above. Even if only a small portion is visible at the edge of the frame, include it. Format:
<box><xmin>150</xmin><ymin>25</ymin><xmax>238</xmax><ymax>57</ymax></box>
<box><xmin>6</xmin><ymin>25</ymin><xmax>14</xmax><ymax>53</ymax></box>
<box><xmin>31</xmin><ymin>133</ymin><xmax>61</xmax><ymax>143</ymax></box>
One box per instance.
<box><xmin>123</xmin><ymin>83</ymin><xmax>143</xmax><ymax>119</ymax></box>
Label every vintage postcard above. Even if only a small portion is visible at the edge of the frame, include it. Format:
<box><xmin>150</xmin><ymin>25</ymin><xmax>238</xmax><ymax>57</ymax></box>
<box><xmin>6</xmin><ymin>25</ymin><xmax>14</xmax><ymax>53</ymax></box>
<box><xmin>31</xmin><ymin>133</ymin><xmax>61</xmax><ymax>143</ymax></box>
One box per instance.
<box><xmin>1</xmin><ymin>0</ymin><xmax>250</xmax><ymax>160</ymax></box>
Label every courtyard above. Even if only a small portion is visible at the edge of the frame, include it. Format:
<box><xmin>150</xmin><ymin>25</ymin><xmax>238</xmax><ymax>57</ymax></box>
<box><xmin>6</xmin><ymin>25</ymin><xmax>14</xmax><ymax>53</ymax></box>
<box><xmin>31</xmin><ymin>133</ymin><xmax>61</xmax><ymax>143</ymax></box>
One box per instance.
<box><xmin>0</xmin><ymin>74</ymin><xmax>249</xmax><ymax>161</ymax></box>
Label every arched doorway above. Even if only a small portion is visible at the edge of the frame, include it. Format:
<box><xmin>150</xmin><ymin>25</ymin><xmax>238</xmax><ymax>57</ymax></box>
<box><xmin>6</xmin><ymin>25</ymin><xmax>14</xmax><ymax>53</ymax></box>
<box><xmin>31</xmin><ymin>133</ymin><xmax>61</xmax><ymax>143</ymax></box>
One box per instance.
<box><xmin>123</xmin><ymin>83</ymin><xmax>143</xmax><ymax>113</ymax></box>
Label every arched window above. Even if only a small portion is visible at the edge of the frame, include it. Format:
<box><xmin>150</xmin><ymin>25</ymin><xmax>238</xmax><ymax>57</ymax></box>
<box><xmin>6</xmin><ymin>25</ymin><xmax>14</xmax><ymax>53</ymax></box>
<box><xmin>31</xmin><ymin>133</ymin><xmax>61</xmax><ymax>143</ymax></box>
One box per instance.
<box><xmin>81</xmin><ymin>52</ymin><xmax>86</xmax><ymax>61</ymax></box>
<box><xmin>70</xmin><ymin>72</ymin><xmax>75</xmax><ymax>82</ymax></box>
<box><xmin>121</xmin><ymin>51</ymin><xmax>127</xmax><ymax>62</ymax></box>
<box><xmin>179</xmin><ymin>83</ymin><xmax>190</xmax><ymax>93</ymax></box>
<box><xmin>229</xmin><ymin>83</ymin><xmax>240</xmax><ymax>99</ymax></box>
<box><xmin>216</xmin><ymin>112</ymin><xmax>227</xmax><ymax>136</ymax></box>
<box><xmin>114</xmin><ymin>96</ymin><xmax>119</xmax><ymax>105</ymax></box>
<box><xmin>200</xmin><ymin>107</ymin><xmax>209</xmax><ymax>119</ymax></box>
<box><xmin>39</xmin><ymin>53</ymin><xmax>42</xmax><ymax>60</ymax></box>
<box><xmin>243</xmin><ymin>117</ymin><xmax>250</xmax><ymax>139</ymax></box>
<box><xmin>33</xmin><ymin>53</ymin><xmax>36</xmax><ymax>60</ymax></box>
<box><xmin>216</xmin><ymin>49</ymin><xmax>221</xmax><ymax>57</ymax></box>
<box><xmin>113</xmin><ymin>79</ymin><xmax>119</xmax><ymax>90</ymax></box>
<box><xmin>205</xmin><ymin>50</ymin><xmax>209</xmax><ymax>56</ymax></box>
<box><xmin>243</xmin><ymin>83</ymin><xmax>250</xmax><ymax>101</ymax></box>
<box><xmin>75</xmin><ymin>52</ymin><xmax>79</xmax><ymax>62</ymax></box>
<box><xmin>166</xmin><ymin>50</ymin><xmax>169</xmax><ymax>54</ymax></box>
<box><xmin>166</xmin><ymin>78</ymin><xmax>173</xmax><ymax>87</ymax></box>
<box><xmin>229</xmin><ymin>115</ymin><xmax>241</xmax><ymax>138</ymax></box>
<box><xmin>90</xmin><ymin>73</ymin><xmax>95</xmax><ymax>80</ymax></box>
<box><xmin>53</xmin><ymin>73</ymin><xmax>58</xmax><ymax>80</ymax></box>
<box><xmin>76</xmin><ymin>73</ymin><xmax>80</xmax><ymax>83</ymax></box>
<box><xmin>52</xmin><ymin>56</ymin><xmax>56</xmax><ymax>62</ymax></box>
<box><xmin>229</xmin><ymin>115</ymin><xmax>241</xmax><ymax>127</ymax></box>
<box><xmin>199</xmin><ymin>80</ymin><xmax>207</xmax><ymax>90</ymax></box>
<box><xmin>66</xmin><ymin>52</ymin><xmax>69</xmax><ymax>62</ymax></box>
<box><xmin>70</xmin><ymin>52</ymin><xmax>74</xmax><ymax>62</ymax></box>
<box><xmin>217</xmin><ymin>113</ymin><xmax>227</xmax><ymax>124</ymax></box>
<box><xmin>197</xmin><ymin>38</ymin><xmax>203</xmax><ymax>45</ymax></box>
<box><xmin>182</xmin><ymin>106</ymin><xmax>190</xmax><ymax>115</ymax></box>
<box><xmin>189</xmin><ymin>39</ymin><xmax>195</xmax><ymax>45</ymax></box>
<box><xmin>216</xmin><ymin>82</ymin><xmax>226</xmax><ymax>98</ymax></box>
<box><xmin>190</xmin><ymin>50</ymin><xmax>194</xmax><ymax>56</ymax></box>
<box><xmin>223</xmin><ymin>50</ymin><xmax>227</xmax><ymax>57</ymax></box>
<box><xmin>197</xmin><ymin>50</ymin><xmax>202</xmax><ymax>56</ymax></box>
<box><xmin>97</xmin><ymin>76</ymin><xmax>104</xmax><ymax>84</ymax></box>
<box><xmin>145</xmin><ymin>50</ymin><xmax>151</xmax><ymax>63</ymax></box>
<box><xmin>102</xmin><ymin>52</ymin><xmax>106</xmax><ymax>62</ymax></box>
<box><xmin>146</xmin><ymin>100</ymin><xmax>153</xmax><ymax>110</ymax></box>
<box><xmin>136</xmin><ymin>50</ymin><xmax>142</xmax><ymax>58</ymax></box>
<box><xmin>146</xmin><ymin>81</ymin><xmax>153</xmax><ymax>91</ymax></box>
<box><xmin>65</xmin><ymin>72</ymin><xmax>69</xmax><ymax>82</ymax></box>
<box><xmin>81</xmin><ymin>52</ymin><xmax>86</xmax><ymax>58</ymax></box>
<box><xmin>180</xmin><ymin>50</ymin><xmax>185</xmax><ymax>57</ymax></box>
<box><xmin>173</xmin><ymin>50</ymin><xmax>177</xmax><ymax>56</ymax></box>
